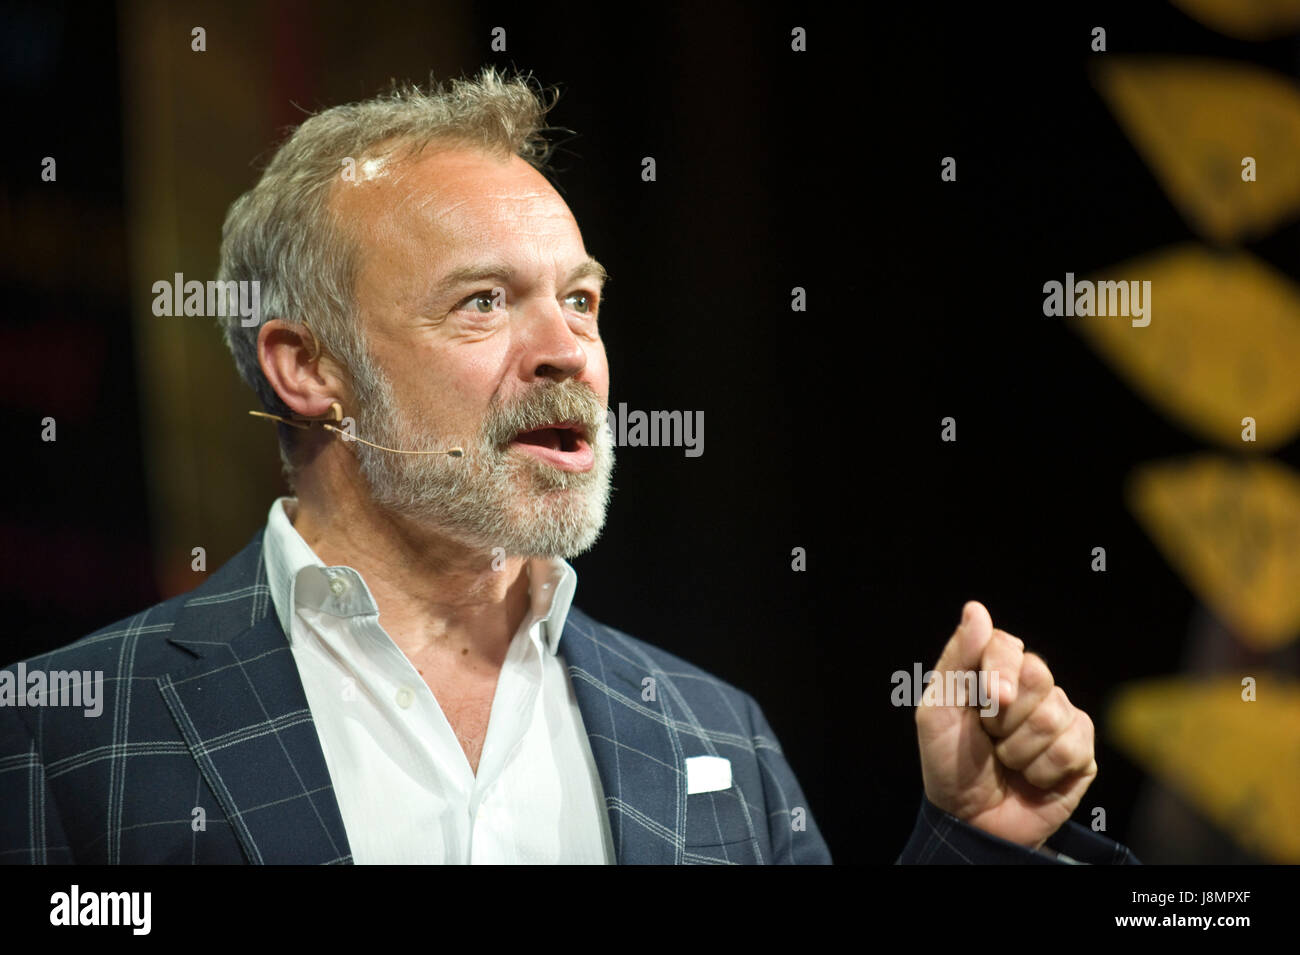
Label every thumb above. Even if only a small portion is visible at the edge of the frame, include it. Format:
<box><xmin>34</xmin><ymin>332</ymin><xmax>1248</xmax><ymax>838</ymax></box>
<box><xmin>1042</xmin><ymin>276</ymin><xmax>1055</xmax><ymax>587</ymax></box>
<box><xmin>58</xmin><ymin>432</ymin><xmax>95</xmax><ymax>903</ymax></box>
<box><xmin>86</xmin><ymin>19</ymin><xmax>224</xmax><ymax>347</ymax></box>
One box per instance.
<box><xmin>930</xmin><ymin>601</ymin><xmax>995</xmax><ymax>683</ymax></box>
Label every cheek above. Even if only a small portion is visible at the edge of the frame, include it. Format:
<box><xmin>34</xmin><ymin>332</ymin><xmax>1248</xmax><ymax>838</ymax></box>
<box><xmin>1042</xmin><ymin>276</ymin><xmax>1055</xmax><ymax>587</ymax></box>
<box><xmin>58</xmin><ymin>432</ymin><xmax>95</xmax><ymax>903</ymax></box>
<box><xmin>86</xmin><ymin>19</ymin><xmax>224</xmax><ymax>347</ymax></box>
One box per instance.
<box><xmin>585</xmin><ymin>346</ymin><xmax>611</xmax><ymax>398</ymax></box>
<box><xmin>393</xmin><ymin>349</ymin><xmax>499</xmax><ymax>425</ymax></box>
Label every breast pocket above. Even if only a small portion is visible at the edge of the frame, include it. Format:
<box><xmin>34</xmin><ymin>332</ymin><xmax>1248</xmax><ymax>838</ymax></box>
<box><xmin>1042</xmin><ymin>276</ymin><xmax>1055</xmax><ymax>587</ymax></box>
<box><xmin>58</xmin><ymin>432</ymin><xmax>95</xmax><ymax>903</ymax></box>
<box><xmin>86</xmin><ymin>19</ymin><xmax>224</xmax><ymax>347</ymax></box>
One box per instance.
<box><xmin>684</xmin><ymin>787</ymin><xmax>755</xmax><ymax>849</ymax></box>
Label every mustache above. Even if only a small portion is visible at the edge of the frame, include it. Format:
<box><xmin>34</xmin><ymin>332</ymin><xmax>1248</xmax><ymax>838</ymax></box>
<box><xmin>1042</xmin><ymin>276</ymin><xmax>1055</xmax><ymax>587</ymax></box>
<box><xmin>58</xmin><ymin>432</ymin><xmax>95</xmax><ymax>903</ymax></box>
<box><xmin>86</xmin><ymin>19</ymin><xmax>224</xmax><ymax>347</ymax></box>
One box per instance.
<box><xmin>482</xmin><ymin>381</ymin><xmax>607</xmax><ymax>447</ymax></box>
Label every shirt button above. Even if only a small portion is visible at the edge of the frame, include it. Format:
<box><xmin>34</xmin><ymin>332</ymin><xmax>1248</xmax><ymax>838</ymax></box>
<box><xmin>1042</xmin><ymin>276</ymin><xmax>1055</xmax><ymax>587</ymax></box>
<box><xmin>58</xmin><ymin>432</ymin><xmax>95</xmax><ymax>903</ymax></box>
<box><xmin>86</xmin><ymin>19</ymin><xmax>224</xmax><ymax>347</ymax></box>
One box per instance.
<box><xmin>395</xmin><ymin>687</ymin><xmax>414</xmax><ymax>709</ymax></box>
<box><xmin>329</xmin><ymin>577</ymin><xmax>347</xmax><ymax>596</ymax></box>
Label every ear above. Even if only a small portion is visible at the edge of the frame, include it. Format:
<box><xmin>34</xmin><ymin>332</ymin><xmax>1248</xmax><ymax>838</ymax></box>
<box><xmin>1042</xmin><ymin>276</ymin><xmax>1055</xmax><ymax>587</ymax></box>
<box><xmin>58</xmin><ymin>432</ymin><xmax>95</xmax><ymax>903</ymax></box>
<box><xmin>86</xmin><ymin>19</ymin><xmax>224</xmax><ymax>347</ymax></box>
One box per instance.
<box><xmin>257</xmin><ymin>319</ymin><xmax>348</xmax><ymax>417</ymax></box>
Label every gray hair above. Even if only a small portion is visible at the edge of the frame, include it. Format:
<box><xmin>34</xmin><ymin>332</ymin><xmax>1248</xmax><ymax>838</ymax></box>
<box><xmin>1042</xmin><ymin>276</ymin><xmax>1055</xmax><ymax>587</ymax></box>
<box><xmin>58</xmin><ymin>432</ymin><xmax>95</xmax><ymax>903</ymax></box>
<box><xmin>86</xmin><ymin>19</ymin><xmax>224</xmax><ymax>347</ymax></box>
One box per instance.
<box><xmin>215</xmin><ymin>65</ymin><xmax>561</xmax><ymax>483</ymax></box>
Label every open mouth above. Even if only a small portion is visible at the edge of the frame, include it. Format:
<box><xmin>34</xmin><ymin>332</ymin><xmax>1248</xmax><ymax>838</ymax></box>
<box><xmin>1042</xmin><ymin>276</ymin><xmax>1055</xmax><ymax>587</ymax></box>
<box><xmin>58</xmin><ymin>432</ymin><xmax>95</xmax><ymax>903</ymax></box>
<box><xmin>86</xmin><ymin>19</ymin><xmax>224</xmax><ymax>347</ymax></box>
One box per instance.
<box><xmin>508</xmin><ymin>421</ymin><xmax>595</xmax><ymax>472</ymax></box>
<box><xmin>512</xmin><ymin>421</ymin><xmax>585</xmax><ymax>452</ymax></box>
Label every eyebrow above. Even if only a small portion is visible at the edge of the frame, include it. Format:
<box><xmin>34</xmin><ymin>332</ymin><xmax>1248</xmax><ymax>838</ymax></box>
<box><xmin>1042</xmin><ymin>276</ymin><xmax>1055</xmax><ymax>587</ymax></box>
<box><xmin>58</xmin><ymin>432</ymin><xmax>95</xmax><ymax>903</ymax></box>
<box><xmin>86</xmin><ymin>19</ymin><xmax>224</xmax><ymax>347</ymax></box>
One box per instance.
<box><xmin>431</xmin><ymin>257</ymin><xmax>609</xmax><ymax>302</ymax></box>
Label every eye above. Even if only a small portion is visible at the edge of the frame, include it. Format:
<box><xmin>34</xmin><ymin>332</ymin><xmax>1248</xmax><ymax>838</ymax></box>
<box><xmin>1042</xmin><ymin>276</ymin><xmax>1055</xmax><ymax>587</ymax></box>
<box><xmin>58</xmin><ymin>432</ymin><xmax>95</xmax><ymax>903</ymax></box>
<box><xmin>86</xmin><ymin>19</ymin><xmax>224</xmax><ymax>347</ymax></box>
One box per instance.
<box><xmin>456</xmin><ymin>290</ymin><xmax>502</xmax><ymax>314</ymax></box>
<box><xmin>565</xmin><ymin>291</ymin><xmax>597</xmax><ymax>314</ymax></box>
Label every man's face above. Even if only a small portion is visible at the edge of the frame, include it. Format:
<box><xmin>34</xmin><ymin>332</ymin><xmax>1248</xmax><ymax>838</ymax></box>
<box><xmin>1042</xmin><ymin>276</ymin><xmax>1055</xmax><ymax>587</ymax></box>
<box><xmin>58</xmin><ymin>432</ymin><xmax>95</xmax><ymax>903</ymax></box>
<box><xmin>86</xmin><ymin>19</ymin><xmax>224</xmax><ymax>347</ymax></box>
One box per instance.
<box><xmin>331</xmin><ymin>143</ymin><xmax>615</xmax><ymax>558</ymax></box>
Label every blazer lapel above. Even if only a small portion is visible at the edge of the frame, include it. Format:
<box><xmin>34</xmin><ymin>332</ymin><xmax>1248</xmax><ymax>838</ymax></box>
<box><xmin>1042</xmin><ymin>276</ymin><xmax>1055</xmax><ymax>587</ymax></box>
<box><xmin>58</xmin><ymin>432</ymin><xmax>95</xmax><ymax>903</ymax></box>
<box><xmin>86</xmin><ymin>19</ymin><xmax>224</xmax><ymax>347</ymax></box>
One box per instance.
<box><xmin>152</xmin><ymin>532</ymin><xmax>685</xmax><ymax>865</ymax></box>
<box><xmin>159</xmin><ymin>533</ymin><xmax>353</xmax><ymax>865</ymax></box>
<box><xmin>560</xmin><ymin>608</ymin><xmax>687</xmax><ymax>864</ymax></box>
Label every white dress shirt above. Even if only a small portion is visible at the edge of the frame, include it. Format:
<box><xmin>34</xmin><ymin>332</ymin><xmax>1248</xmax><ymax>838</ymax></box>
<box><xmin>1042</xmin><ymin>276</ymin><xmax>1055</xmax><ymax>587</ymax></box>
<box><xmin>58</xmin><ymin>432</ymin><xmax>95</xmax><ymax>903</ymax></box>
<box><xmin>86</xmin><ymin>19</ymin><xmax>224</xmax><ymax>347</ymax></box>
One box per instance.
<box><xmin>262</xmin><ymin>497</ymin><xmax>615</xmax><ymax>864</ymax></box>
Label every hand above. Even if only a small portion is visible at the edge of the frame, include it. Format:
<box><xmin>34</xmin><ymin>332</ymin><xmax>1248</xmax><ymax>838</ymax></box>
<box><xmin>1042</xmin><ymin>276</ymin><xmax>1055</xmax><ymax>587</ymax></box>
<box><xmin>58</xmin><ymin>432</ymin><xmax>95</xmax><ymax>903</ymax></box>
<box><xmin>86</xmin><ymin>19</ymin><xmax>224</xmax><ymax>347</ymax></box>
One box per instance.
<box><xmin>914</xmin><ymin>601</ymin><xmax>1098</xmax><ymax>850</ymax></box>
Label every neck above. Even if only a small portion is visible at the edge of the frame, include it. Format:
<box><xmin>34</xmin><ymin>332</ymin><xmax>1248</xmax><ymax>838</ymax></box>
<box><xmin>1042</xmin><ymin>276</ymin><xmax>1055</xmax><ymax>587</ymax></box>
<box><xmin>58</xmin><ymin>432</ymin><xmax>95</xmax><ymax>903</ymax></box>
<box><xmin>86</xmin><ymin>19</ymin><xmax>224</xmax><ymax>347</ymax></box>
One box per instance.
<box><xmin>288</xmin><ymin>453</ymin><xmax>532</xmax><ymax>670</ymax></box>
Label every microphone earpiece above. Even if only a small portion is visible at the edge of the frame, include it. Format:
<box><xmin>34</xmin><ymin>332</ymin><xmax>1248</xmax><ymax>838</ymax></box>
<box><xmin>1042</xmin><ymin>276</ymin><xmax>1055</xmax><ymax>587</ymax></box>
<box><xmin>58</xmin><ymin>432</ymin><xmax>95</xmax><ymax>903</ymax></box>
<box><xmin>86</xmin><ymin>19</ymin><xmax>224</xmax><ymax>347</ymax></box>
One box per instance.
<box><xmin>248</xmin><ymin>402</ymin><xmax>464</xmax><ymax>457</ymax></box>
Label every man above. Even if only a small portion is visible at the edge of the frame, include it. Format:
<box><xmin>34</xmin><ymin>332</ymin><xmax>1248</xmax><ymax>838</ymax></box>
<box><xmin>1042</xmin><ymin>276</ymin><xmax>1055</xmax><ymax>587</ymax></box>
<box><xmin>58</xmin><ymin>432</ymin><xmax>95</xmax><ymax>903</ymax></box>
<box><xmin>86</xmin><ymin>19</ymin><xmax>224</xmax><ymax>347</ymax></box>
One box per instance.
<box><xmin>0</xmin><ymin>67</ymin><xmax>1136</xmax><ymax>864</ymax></box>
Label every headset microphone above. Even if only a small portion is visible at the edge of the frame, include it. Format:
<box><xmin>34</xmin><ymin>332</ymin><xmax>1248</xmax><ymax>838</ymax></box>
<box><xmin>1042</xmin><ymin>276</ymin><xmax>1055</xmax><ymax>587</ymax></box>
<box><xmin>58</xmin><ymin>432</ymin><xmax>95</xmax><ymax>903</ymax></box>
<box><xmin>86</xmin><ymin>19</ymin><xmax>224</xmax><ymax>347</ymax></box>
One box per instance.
<box><xmin>248</xmin><ymin>402</ymin><xmax>463</xmax><ymax>457</ymax></box>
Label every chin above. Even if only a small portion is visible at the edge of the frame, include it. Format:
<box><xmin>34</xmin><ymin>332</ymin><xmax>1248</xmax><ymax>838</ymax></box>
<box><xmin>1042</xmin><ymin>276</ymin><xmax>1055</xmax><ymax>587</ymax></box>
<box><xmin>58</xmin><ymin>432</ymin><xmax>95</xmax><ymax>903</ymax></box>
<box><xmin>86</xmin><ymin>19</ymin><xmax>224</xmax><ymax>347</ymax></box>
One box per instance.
<box><xmin>504</xmin><ymin>499</ymin><xmax>609</xmax><ymax>559</ymax></box>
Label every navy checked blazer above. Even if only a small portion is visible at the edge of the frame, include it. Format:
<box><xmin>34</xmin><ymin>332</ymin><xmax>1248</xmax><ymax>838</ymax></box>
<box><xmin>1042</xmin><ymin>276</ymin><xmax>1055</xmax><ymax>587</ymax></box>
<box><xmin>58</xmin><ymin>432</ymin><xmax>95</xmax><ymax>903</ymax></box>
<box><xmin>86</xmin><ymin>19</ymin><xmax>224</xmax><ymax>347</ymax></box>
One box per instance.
<box><xmin>1</xmin><ymin>530</ymin><xmax>1140</xmax><ymax>865</ymax></box>
<box><xmin>1</xmin><ymin>529</ymin><xmax>833</xmax><ymax>864</ymax></box>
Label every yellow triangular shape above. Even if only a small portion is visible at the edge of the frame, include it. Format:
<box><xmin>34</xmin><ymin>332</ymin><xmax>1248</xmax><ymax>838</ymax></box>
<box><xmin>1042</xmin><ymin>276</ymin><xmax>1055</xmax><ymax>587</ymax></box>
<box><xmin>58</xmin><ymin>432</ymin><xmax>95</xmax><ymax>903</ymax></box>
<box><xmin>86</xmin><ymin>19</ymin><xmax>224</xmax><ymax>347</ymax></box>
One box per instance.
<box><xmin>1107</xmin><ymin>674</ymin><xmax>1300</xmax><ymax>862</ymax></box>
<box><xmin>1074</xmin><ymin>245</ymin><xmax>1300</xmax><ymax>449</ymax></box>
<box><xmin>1127</xmin><ymin>454</ymin><xmax>1300</xmax><ymax>650</ymax></box>
<box><xmin>1092</xmin><ymin>57</ymin><xmax>1300</xmax><ymax>242</ymax></box>
<box><xmin>1171</xmin><ymin>0</ymin><xmax>1300</xmax><ymax>41</ymax></box>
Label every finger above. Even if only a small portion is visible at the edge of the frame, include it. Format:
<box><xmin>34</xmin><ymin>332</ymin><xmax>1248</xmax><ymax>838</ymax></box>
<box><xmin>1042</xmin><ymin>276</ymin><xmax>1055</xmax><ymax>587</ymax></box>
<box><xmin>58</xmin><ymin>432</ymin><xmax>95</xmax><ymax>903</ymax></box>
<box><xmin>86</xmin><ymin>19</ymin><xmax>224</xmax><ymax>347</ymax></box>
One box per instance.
<box><xmin>977</xmin><ymin>629</ymin><xmax>1024</xmax><ymax>732</ymax></box>
<box><xmin>984</xmin><ymin>650</ymin><xmax>1055</xmax><ymax>738</ymax></box>
<box><xmin>930</xmin><ymin>601</ymin><xmax>995</xmax><ymax>677</ymax></box>
<box><xmin>1020</xmin><ymin>707</ymin><xmax>1096</xmax><ymax>789</ymax></box>
<box><xmin>920</xmin><ymin>602</ymin><xmax>995</xmax><ymax>715</ymax></box>
<box><xmin>992</xmin><ymin>684</ymin><xmax>1076</xmax><ymax>772</ymax></box>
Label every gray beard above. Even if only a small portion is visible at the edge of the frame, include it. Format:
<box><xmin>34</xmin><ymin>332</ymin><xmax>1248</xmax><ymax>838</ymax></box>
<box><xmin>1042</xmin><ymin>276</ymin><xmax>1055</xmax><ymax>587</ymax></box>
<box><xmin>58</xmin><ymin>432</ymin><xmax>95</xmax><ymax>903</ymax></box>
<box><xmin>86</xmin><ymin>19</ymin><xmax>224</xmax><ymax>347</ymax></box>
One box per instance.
<box><xmin>345</xmin><ymin>355</ymin><xmax>615</xmax><ymax>559</ymax></box>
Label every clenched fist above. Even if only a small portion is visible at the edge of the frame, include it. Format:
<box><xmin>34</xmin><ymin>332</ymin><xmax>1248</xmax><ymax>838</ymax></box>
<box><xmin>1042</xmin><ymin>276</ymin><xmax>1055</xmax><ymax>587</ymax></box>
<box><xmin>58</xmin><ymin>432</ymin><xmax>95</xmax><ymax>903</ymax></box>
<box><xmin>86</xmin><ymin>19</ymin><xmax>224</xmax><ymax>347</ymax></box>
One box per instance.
<box><xmin>915</xmin><ymin>600</ymin><xmax>1098</xmax><ymax>850</ymax></box>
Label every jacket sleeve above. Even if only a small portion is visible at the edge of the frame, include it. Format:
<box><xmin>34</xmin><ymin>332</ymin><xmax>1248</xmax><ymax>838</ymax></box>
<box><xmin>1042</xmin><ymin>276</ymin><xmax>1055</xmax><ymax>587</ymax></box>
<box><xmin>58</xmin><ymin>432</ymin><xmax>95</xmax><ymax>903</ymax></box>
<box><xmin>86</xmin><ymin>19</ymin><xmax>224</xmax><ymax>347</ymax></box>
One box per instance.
<box><xmin>895</xmin><ymin>794</ymin><xmax>1141</xmax><ymax>864</ymax></box>
<box><xmin>744</xmin><ymin>692</ymin><xmax>833</xmax><ymax>864</ymax></box>
<box><xmin>0</xmin><ymin>702</ymin><xmax>74</xmax><ymax>864</ymax></box>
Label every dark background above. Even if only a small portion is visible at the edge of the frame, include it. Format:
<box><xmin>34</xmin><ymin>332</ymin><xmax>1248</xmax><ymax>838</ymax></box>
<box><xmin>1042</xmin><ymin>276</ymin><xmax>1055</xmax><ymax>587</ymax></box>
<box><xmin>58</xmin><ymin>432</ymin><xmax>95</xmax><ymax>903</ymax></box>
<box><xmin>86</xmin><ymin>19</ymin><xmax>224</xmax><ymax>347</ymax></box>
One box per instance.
<box><xmin>3</xmin><ymin>0</ymin><xmax>1296</xmax><ymax>863</ymax></box>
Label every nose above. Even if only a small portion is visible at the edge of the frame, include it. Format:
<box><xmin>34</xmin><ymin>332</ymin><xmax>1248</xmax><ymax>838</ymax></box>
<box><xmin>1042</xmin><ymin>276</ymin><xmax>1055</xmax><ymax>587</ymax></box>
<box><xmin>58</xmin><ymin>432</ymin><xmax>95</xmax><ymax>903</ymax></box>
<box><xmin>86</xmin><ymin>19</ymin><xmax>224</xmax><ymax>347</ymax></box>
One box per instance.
<box><xmin>519</xmin><ymin>301</ymin><xmax>588</xmax><ymax>383</ymax></box>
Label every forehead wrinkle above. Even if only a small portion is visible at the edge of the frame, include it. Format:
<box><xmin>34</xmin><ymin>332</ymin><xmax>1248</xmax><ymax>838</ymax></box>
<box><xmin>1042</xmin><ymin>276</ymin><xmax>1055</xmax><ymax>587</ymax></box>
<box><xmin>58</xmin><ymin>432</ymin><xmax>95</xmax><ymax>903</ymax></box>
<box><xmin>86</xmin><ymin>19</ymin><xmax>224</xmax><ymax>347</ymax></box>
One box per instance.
<box><xmin>418</xmin><ymin>190</ymin><xmax>565</xmax><ymax>237</ymax></box>
<box><xmin>339</xmin><ymin>150</ymin><xmax>588</xmax><ymax>311</ymax></box>
<box><xmin>381</xmin><ymin>147</ymin><xmax>572</xmax><ymax>235</ymax></box>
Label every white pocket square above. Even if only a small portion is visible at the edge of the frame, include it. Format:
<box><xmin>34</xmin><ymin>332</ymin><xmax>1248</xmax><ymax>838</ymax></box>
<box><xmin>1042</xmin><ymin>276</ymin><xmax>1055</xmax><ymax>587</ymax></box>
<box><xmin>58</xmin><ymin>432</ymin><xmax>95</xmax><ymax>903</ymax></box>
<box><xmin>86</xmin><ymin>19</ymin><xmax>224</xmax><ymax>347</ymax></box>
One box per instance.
<box><xmin>685</xmin><ymin>755</ymin><xmax>732</xmax><ymax>794</ymax></box>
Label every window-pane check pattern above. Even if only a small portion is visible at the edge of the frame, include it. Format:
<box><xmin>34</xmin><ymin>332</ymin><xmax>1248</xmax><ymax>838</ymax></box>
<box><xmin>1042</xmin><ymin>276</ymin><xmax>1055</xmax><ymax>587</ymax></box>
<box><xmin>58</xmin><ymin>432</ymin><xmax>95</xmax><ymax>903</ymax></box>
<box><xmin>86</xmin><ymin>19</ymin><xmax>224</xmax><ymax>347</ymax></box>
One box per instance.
<box><xmin>1</xmin><ymin>531</ymin><xmax>835</xmax><ymax>865</ymax></box>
